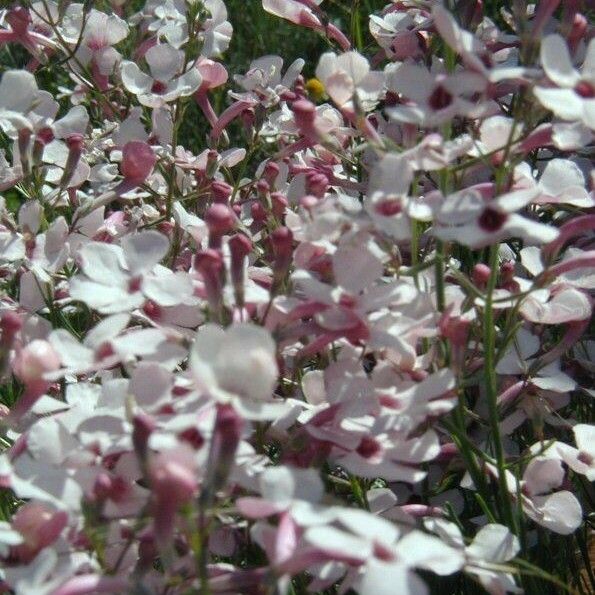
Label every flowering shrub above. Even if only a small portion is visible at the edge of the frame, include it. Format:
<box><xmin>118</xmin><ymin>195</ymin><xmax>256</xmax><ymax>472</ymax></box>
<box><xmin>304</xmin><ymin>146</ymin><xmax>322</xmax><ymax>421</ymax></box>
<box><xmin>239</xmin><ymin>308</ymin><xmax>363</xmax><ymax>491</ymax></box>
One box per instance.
<box><xmin>0</xmin><ymin>1</ymin><xmax>593</xmax><ymax>594</ymax></box>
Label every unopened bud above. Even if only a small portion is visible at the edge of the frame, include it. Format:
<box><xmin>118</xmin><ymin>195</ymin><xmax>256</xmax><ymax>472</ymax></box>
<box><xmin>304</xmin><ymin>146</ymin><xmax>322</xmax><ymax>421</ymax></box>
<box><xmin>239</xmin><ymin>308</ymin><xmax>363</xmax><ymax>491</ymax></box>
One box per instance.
<box><xmin>263</xmin><ymin>161</ymin><xmax>280</xmax><ymax>187</ymax></box>
<box><xmin>205</xmin><ymin>204</ymin><xmax>235</xmax><ymax>249</ymax></box>
<box><xmin>472</xmin><ymin>263</ymin><xmax>491</xmax><ymax>288</ymax></box>
<box><xmin>211</xmin><ymin>180</ymin><xmax>233</xmax><ymax>204</ymax></box>
<box><xmin>121</xmin><ymin>141</ymin><xmax>157</xmax><ymax>185</ymax></box>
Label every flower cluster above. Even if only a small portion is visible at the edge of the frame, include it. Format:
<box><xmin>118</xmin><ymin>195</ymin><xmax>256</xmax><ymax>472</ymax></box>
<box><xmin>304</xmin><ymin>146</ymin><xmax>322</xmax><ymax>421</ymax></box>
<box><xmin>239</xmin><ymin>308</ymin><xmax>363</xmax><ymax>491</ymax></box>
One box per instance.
<box><xmin>0</xmin><ymin>1</ymin><xmax>593</xmax><ymax>594</ymax></box>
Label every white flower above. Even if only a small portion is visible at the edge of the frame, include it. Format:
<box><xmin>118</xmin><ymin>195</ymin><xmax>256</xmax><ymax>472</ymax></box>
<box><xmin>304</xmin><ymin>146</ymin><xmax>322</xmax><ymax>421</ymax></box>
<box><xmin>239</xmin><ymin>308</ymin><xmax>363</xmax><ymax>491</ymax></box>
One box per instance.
<box><xmin>69</xmin><ymin>231</ymin><xmax>194</xmax><ymax>314</ymax></box>
<box><xmin>0</xmin><ymin>70</ymin><xmax>40</xmax><ymax>137</ymax></box>
<box><xmin>534</xmin><ymin>35</ymin><xmax>595</xmax><ymax>130</ymax></box>
<box><xmin>120</xmin><ymin>44</ymin><xmax>201</xmax><ymax>108</ymax></box>
<box><xmin>431</xmin><ymin>187</ymin><xmax>559</xmax><ymax>249</ymax></box>
<box><xmin>315</xmin><ymin>51</ymin><xmax>383</xmax><ymax>111</ymax></box>
<box><xmin>190</xmin><ymin>323</ymin><xmax>286</xmax><ymax>420</ymax></box>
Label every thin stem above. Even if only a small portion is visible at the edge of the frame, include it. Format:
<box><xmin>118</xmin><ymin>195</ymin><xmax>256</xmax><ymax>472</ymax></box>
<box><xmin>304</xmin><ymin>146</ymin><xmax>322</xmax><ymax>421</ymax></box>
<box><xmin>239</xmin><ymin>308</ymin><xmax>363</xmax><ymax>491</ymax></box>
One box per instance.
<box><xmin>483</xmin><ymin>243</ymin><xmax>516</xmax><ymax>530</ymax></box>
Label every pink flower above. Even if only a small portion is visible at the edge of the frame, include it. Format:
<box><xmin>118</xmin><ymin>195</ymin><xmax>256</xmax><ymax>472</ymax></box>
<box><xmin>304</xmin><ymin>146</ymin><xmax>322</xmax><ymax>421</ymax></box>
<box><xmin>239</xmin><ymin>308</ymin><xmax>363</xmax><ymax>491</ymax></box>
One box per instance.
<box><xmin>431</xmin><ymin>187</ymin><xmax>559</xmax><ymax>249</ymax></box>
<box><xmin>534</xmin><ymin>35</ymin><xmax>595</xmax><ymax>130</ymax></box>
<box><xmin>121</xmin><ymin>43</ymin><xmax>201</xmax><ymax>108</ymax></box>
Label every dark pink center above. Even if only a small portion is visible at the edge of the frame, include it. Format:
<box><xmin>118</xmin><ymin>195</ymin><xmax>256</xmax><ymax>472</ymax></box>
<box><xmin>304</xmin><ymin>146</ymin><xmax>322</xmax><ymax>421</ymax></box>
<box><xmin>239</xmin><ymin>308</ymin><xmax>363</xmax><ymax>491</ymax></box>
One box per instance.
<box><xmin>356</xmin><ymin>436</ymin><xmax>381</xmax><ymax>459</ymax></box>
<box><xmin>151</xmin><ymin>80</ymin><xmax>167</xmax><ymax>94</ymax></box>
<box><xmin>95</xmin><ymin>342</ymin><xmax>115</xmax><ymax>362</ymax></box>
<box><xmin>428</xmin><ymin>85</ymin><xmax>453</xmax><ymax>111</ymax></box>
<box><xmin>575</xmin><ymin>81</ymin><xmax>595</xmax><ymax>99</ymax></box>
<box><xmin>376</xmin><ymin>198</ymin><xmax>402</xmax><ymax>216</ymax></box>
<box><xmin>478</xmin><ymin>207</ymin><xmax>508</xmax><ymax>232</ymax></box>
<box><xmin>128</xmin><ymin>276</ymin><xmax>142</xmax><ymax>293</ymax></box>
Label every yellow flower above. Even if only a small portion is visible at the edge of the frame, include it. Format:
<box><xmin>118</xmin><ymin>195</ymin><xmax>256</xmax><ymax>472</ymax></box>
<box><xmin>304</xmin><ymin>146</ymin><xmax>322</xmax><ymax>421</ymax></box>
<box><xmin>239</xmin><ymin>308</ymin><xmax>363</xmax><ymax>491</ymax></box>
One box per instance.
<box><xmin>305</xmin><ymin>78</ymin><xmax>326</xmax><ymax>102</ymax></box>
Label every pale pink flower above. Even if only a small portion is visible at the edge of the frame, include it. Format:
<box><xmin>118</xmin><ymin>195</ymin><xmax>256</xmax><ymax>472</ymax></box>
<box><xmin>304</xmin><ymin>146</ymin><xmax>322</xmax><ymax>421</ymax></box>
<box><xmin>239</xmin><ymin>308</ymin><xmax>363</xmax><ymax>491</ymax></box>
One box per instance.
<box><xmin>431</xmin><ymin>187</ymin><xmax>559</xmax><ymax>249</ymax></box>
<box><xmin>534</xmin><ymin>35</ymin><xmax>595</xmax><ymax>130</ymax></box>
<box><xmin>121</xmin><ymin>43</ymin><xmax>201</xmax><ymax>108</ymax></box>
<box><xmin>315</xmin><ymin>51</ymin><xmax>383</xmax><ymax>111</ymax></box>
<box><xmin>69</xmin><ymin>231</ymin><xmax>193</xmax><ymax>314</ymax></box>
<box><xmin>190</xmin><ymin>323</ymin><xmax>287</xmax><ymax>420</ymax></box>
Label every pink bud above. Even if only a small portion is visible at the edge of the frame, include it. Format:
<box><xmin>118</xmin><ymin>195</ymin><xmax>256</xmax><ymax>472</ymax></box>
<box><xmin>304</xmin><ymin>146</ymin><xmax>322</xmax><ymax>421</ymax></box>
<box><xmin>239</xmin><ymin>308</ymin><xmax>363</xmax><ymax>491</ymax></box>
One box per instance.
<box><xmin>263</xmin><ymin>161</ymin><xmax>280</xmax><ymax>186</ymax></box>
<box><xmin>150</xmin><ymin>450</ymin><xmax>197</xmax><ymax>504</ymax></box>
<box><xmin>292</xmin><ymin>99</ymin><xmax>316</xmax><ymax>126</ymax></box>
<box><xmin>196</xmin><ymin>59</ymin><xmax>228</xmax><ymax>90</ymax></box>
<box><xmin>251</xmin><ymin>202</ymin><xmax>267</xmax><ymax>224</ymax></box>
<box><xmin>206</xmin><ymin>149</ymin><xmax>219</xmax><ymax>174</ymax></box>
<box><xmin>66</xmin><ymin>133</ymin><xmax>85</xmax><ymax>152</ymax></box>
<box><xmin>206</xmin><ymin>204</ymin><xmax>235</xmax><ymax>250</ymax></box>
<box><xmin>206</xmin><ymin>204</ymin><xmax>235</xmax><ymax>235</ymax></box>
<box><xmin>271</xmin><ymin>192</ymin><xmax>288</xmax><ymax>218</ymax></box>
<box><xmin>271</xmin><ymin>227</ymin><xmax>294</xmax><ymax>277</ymax></box>
<box><xmin>17</xmin><ymin>128</ymin><xmax>31</xmax><ymax>174</ymax></box>
<box><xmin>6</xmin><ymin>7</ymin><xmax>31</xmax><ymax>36</ymax></box>
<box><xmin>194</xmin><ymin>249</ymin><xmax>225</xmax><ymax>314</ymax></box>
<box><xmin>13</xmin><ymin>340</ymin><xmax>60</xmax><ymax>387</ymax></box>
<box><xmin>229</xmin><ymin>234</ymin><xmax>252</xmax><ymax>306</ymax></box>
<box><xmin>211</xmin><ymin>180</ymin><xmax>233</xmax><ymax>204</ymax></box>
<box><xmin>11</xmin><ymin>502</ymin><xmax>68</xmax><ymax>563</ymax></box>
<box><xmin>120</xmin><ymin>141</ymin><xmax>157</xmax><ymax>185</ymax></box>
<box><xmin>299</xmin><ymin>194</ymin><xmax>319</xmax><ymax>210</ymax></box>
<box><xmin>60</xmin><ymin>134</ymin><xmax>86</xmax><ymax>189</ymax></box>
<box><xmin>256</xmin><ymin>179</ymin><xmax>270</xmax><ymax>195</ymax></box>
<box><xmin>150</xmin><ymin>446</ymin><xmax>197</xmax><ymax>546</ymax></box>
<box><xmin>1</xmin><ymin>311</ymin><xmax>22</xmax><ymax>344</ymax></box>
<box><xmin>568</xmin><ymin>13</ymin><xmax>587</xmax><ymax>52</ymax></box>
<box><xmin>472</xmin><ymin>263</ymin><xmax>491</xmax><ymax>288</ymax></box>
<box><xmin>202</xmin><ymin>404</ymin><xmax>243</xmax><ymax>502</ymax></box>
<box><xmin>306</xmin><ymin>172</ymin><xmax>328</xmax><ymax>198</ymax></box>
<box><xmin>297</xmin><ymin>8</ymin><xmax>322</xmax><ymax>29</ymax></box>
<box><xmin>229</xmin><ymin>233</ymin><xmax>252</xmax><ymax>261</ymax></box>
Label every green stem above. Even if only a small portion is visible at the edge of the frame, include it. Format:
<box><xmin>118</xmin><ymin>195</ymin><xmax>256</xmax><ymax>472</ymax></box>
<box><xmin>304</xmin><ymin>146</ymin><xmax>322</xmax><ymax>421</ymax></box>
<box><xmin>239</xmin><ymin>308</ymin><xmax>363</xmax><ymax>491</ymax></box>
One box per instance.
<box><xmin>483</xmin><ymin>244</ymin><xmax>516</xmax><ymax>530</ymax></box>
<box><xmin>351</xmin><ymin>0</ymin><xmax>364</xmax><ymax>51</ymax></box>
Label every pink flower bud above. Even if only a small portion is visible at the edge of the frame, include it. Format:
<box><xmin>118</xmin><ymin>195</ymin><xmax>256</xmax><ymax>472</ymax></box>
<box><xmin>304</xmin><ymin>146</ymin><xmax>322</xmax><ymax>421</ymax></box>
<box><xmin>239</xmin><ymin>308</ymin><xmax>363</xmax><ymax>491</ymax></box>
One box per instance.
<box><xmin>299</xmin><ymin>194</ymin><xmax>319</xmax><ymax>210</ymax></box>
<box><xmin>256</xmin><ymin>179</ymin><xmax>270</xmax><ymax>195</ymax></box>
<box><xmin>60</xmin><ymin>134</ymin><xmax>86</xmax><ymax>189</ymax></box>
<box><xmin>194</xmin><ymin>249</ymin><xmax>225</xmax><ymax>315</ymax></box>
<box><xmin>306</xmin><ymin>172</ymin><xmax>328</xmax><ymax>198</ymax></box>
<box><xmin>229</xmin><ymin>234</ymin><xmax>252</xmax><ymax>307</ymax></box>
<box><xmin>568</xmin><ymin>13</ymin><xmax>587</xmax><ymax>52</ymax></box>
<box><xmin>1</xmin><ymin>311</ymin><xmax>21</xmax><ymax>344</ymax></box>
<box><xmin>263</xmin><ymin>161</ymin><xmax>280</xmax><ymax>186</ymax></box>
<box><xmin>251</xmin><ymin>202</ymin><xmax>267</xmax><ymax>224</ymax></box>
<box><xmin>472</xmin><ymin>263</ymin><xmax>491</xmax><ymax>288</ymax></box>
<box><xmin>12</xmin><ymin>340</ymin><xmax>60</xmax><ymax>387</ymax></box>
<box><xmin>205</xmin><ymin>204</ymin><xmax>234</xmax><ymax>230</ymax></box>
<box><xmin>271</xmin><ymin>192</ymin><xmax>288</xmax><ymax>218</ymax></box>
<box><xmin>206</xmin><ymin>204</ymin><xmax>235</xmax><ymax>249</ymax></box>
<box><xmin>5</xmin><ymin>7</ymin><xmax>31</xmax><ymax>36</ymax></box>
<box><xmin>150</xmin><ymin>450</ymin><xmax>197</xmax><ymax>504</ymax></box>
<box><xmin>11</xmin><ymin>503</ymin><xmax>68</xmax><ymax>563</ymax></box>
<box><xmin>202</xmin><ymin>404</ymin><xmax>243</xmax><ymax>503</ymax></box>
<box><xmin>150</xmin><ymin>446</ymin><xmax>197</xmax><ymax>546</ymax></box>
<box><xmin>292</xmin><ymin>99</ymin><xmax>316</xmax><ymax>128</ymax></box>
<box><xmin>271</xmin><ymin>227</ymin><xmax>294</xmax><ymax>278</ymax></box>
<box><xmin>120</xmin><ymin>141</ymin><xmax>157</xmax><ymax>185</ymax></box>
<box><xmin>66</xmin><ymin>133</ymin><xmax>85</xmax><ymax>152</ymax></box>
<box><xmin>17</xmin><ymin>128</ymin><xmax>31</xmax><ymax>174</ymax></box>
<box><xmin>211</xmin><ymin>180</ymin><xmax>233</xmax><ymax>204</ymax></box>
